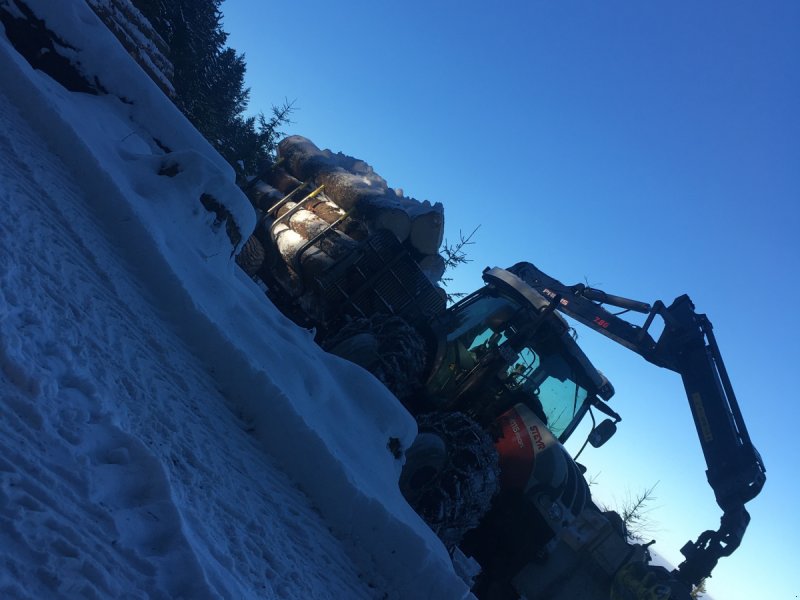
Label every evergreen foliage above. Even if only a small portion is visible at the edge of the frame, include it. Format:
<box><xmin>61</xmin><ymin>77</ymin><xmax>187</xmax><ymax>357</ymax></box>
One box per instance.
<box><xmin>440</xmin><ymin>226</ymin><xmax>480</xmax><ymax>303</ymax></box>
<box><xmin>617</xmin><ymin>482</ymin><xmax>659</xmax><ymax>542</ymax></box>
<box><xmin>130</xmin><ymin>0</ymin><xmax>292</xmax><ymax>182</ymax></box>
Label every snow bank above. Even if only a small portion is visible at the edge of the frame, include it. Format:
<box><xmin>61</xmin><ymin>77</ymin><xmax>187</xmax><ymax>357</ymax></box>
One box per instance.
<box><xmin>0</xmin><ymin>0</ymin><xmax>469</xmax><ymax>597</ymax></box>
<box><xmin>84</xmin><ymin>0</ymin><xmax>175</xmax><ymax>96</ymax></box>
<box><xmin>0</xmin><ymin>84</ymin><xmax>386</xmax><ymax>598</ymax></box>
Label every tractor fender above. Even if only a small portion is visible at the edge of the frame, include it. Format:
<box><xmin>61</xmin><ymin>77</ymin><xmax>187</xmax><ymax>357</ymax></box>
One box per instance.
<box><xmin>494</xmin><ymin>403</ymin><xmax>588</xmax><ymax>517</ymax></box>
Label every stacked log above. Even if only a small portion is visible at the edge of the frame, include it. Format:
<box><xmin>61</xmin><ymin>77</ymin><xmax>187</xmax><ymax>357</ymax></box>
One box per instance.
<box><xmin>258</xmin><ymin>167</ymin><xmax>303</xmax><ymax>196</ymax></box>
<box><xmin>243</xmin><ymin>136</ymin><xmax>447</xmax><ymax>287</ymax></box>
<box><xmin>247</xmin><ymin>180</ymin><xmax>283</xmax><ymax>211</ymax></box>
<box><xmin>86</xmin><ymin>0</ymin><xmax>175</xmax><ymax>97</ymax></box>
<box><xmin>271</xmin><ymin>223</ymin><xmax>338</xmax><ymax>279</ymax></box>
<box><xmin>274</xmin><ymin>201</ymin><xmax>358</xmax><ymax>265</ymax></box>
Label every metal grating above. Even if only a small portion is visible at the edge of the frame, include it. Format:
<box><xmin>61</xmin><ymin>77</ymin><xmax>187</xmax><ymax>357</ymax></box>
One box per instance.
<box><xmin>316</xmin><ymin>230</ymin><xmax>445</xmax><ymax>327</ymax></box>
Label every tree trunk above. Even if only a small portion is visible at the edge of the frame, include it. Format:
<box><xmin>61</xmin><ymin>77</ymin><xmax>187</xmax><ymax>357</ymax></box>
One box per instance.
<box><xmin>279</xmin><ymin>136</ymin><xmax>389</xmax><ymax>190</ymax></box>
<box><xmin>271</xmin><ymin>222</ymin><xmax>337</xmax><ymax>279</ymax></box>
<box><xmin>278</xmin><ymin>135</ymin><xmax>335</xmax><ymax>182</ymax></box>
<box><xmin>307</xmin><ymin>195</ymin><xmax>369</xmax><ymax>241</ymax></box>
<box><xmin>353</xmin><ymin>200</ymin><xmax>412</xmax><ymax>242</ymax></box>
<box><xmin>418</xmin><ymin>253</ymin><xmax>446</xmax><ymax>284</ymax></box>
<box><xmin>276</xmin><ymin>135</ymin><xmax>443</xmax><ymax>250</ymax></box>
<box><xmin>278</xmin><ymin>137</ymin><xmax>406</xmax><ymax>236</ymax></box>
<box><xmin>408</xmin><ymin>209</ymin><xmax>445</xmax><ymax>256</ymax></box>
<box><xmin>274</xmin><ymin>203</ymin><xmax>358</xmax><ymax>260</ymax></box>
<box><xmin>246</xmin><ymin>180</ymin><xmax>282</xmax><ymax>211</ymax></box>
<box><xmin>261</xmin><ymin>166</ymin><xmax>303</xmax><ymax>195</ymax></box>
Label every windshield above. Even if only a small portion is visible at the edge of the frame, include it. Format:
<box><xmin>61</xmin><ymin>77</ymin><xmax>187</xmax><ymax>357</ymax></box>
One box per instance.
<box><xmin>436</xmin><ymin>292</ymin><xmax>592</xmax><ymax>440</ymax></box>
<box><xmin>505</xmin><ymin>347</ymin><xmax>589</xmax><ymax>439</ymax></box>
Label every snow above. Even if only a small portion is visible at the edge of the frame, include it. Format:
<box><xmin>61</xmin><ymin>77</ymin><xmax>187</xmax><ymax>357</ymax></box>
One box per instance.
<box><xmin>84</xmin><ymin>0</ymin><xmax>175</xmax><ymax>96</ymax></box>
<box><xmin>0</xmin><ymin>1</ymin><xmax>470</xmax><ymax>598</ymax></box>
<box><xmin>282</xmin><ymin>135</ymin><xmax>444</xmax><ymax>220</ymax></box>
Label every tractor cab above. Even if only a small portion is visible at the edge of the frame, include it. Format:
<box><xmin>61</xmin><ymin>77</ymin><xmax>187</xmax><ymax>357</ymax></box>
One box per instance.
<box><xmin>425</xmin><ymin>267</ymin><xmax>614</xmax><ymax>443</ymax></box>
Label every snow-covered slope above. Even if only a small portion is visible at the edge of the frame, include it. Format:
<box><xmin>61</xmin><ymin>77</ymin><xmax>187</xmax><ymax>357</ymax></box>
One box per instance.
<box><xmin>0</xmin><ymin>1</ymin><xmax>468</xmax><ymax>597</ymax></box>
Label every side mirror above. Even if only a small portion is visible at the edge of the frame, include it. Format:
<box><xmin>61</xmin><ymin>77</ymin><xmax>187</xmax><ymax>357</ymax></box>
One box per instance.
<box><xmin>588</xmin><ymin>419</ymin><xmax>617</xmax><ymax>448</ymax></box>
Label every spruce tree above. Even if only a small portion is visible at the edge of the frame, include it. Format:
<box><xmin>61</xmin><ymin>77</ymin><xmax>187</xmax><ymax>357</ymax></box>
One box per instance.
<box><xmin>130</xmin><ymin>0</ymin><xmax>290</xmax><ymax>182</ymax></box>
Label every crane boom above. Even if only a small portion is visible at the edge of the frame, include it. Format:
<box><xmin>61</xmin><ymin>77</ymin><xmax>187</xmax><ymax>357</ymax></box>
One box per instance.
<box><xmin>503</xmin><ymin>262</ymin><xmax>766</xmax><ymax>587</ymax></box>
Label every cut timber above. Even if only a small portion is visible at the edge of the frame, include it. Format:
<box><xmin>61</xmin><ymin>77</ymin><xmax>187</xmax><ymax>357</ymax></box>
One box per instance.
<box><xmin>86</xmin><ymin>0</ymin><xmax>174</xmax><ymax>97</ymax></box>
<box><xmin>236</xmin><ymin>236</ymin><xmax>266</xmax><ymax>276</ymax></box>
<box><xmin>302</xmin><ymin>169</ymin><xmax>411</xmax><ymax>241</ymax></box>
<box><xmin>278</xmin><ymin>136</ymin><xmax>449</xmax><ymax>244</ymax></box>
<box><xmin>308</xmin><ymin>195</ymin><xmax>369</xmax><ymax>241</ymax></box>
<box><xmin>261</xmin><ymin>167</ymin><xmax>303</xmax><ymax>195</ymax></box>
<box><xmin>275</xmin><ymin>202</ymin><xmax>358</xmax><ymax>260</ymax></box>
<box><xmin>280</xmin><ymin>136</ymin><xmax>389</xmax><ymax>191</ymax></box>
<box><xmin>418</xmin><ymin>254</ymin><xmax>447</xmax><ymax>284</ymax></box>
<box><xmin>273</xmin><ymin>135</ymin><xmax>405</xmax><ymax>224</ymax></box>
<box><xmin>310</xmin><ymin>169</ymin><xmax>388</xmax><ymax>211</ymax></box>
<box><xmin>409</xmin><ymin>208</ymin><xmax>445</xmax><ymax>256</ymax></box>
<box><xmin>322</xmin><ymin>148</ymin><xmax>380</xmax><ymax>177</ymax></box>
<box><xmin>353</xmin><ymin>200</ymin><xmax>411</xmax><ymax>242</ymax></box>
<box><xmin>274</xmin><ymin>135</ymin><xmax>447</xmax><ymax>283</ymax></box>
<box><xmin>271</xmin><ymin>222</ymin><xmax>336</xmax><ymax>279</ymax></box>
<box><xmin>247</xmin><ymin>180</ymin><xmax>282</xmax><ymax>211</ymax></box>
<box><xmin>278</xmin><ymin>136</ymin><xmax>337</xmax><ymax>182</ymax></box>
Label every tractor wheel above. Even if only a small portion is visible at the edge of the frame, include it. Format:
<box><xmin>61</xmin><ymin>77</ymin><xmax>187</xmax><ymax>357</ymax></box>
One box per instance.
<box><xmin>400</xmin><ymin>412</ymin><xmax>500</xmax><ymax>548</ymax></box>
<box><xmin>325</xmin><ymin>314</ymin><xmax>428</xmax><ymax>400</ymax></box>
<box><xmin>236</xmin><ymin>235</ymin><xmax>265</xmax><ymax>277</ymax></box>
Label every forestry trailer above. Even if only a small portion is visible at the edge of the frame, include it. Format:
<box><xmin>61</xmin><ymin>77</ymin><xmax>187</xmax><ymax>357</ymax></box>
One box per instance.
<box><xmin>238</xmin><ymin>137</ymin><xmax>765</xmax><ymax>600</ymax></box>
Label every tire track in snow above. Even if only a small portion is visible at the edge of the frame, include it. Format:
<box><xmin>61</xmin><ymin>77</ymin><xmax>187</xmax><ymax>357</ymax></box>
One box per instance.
<box><xmin>0</xmin><ymin>78</ymin><xmax>379</xmax><ymax>599</ymax></box>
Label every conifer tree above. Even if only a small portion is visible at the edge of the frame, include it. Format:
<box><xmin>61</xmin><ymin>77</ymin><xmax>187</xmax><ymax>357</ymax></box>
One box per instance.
<box><xmin>130</xmin><ymin>0</ymin><xmax>290</xmax><ymax>182</ymax></box>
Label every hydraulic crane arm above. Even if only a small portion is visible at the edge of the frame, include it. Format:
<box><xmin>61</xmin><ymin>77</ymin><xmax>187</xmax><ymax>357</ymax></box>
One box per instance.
<box><xmin>504</xmin><ymin>262</ymin><xmax>766</xmax><ymax>588</ymax></box>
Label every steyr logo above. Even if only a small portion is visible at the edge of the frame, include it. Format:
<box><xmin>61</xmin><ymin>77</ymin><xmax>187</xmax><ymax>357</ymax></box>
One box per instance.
<box><xmin>529</xmin><ymin>425</ymin><xmax>546</xmax><ymax>451</ymax></box>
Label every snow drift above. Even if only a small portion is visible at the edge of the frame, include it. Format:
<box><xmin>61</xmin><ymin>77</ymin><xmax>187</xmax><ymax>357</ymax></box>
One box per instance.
<box><xmin>0</xmin><ymin>0</ymin><xmax>469</xmax><ymax>597</ymax></box>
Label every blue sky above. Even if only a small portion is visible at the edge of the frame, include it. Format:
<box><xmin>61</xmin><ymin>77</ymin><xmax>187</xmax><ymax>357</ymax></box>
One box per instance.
<box><xmin>222</xmin><ymin>2</ymin><xmax>799</xmax><ymax>598</ymax></box>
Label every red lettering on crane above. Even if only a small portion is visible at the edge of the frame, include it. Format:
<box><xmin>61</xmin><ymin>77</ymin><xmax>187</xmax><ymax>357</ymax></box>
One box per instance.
<box><xmin>593</xmin><ymin>317</ymin><xmax>610</xmax><ymax>329</ymax></box>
